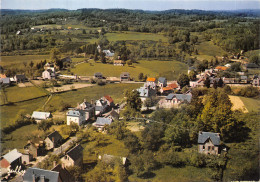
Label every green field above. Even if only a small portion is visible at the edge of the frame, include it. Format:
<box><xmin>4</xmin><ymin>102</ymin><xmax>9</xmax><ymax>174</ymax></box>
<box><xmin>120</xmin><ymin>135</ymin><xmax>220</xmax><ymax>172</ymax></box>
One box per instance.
<box><xmin>1</xmin><ymin>55</ymin><xmax>50</xmax><ymax>68</ymax></box>
<box><xmin>3</xmin><ymin>86</ymin><xmax>48</xmax><ymax>103</ymax></box>
<box><xmin>45</xmin><ymin>83</ymin><xmax>143</xmax><ymax>110</ymax></box>
<box><xmin>106</xmin><ymin>32</ymin><xmax>168</xmax><ymax>42</ymax></box>
<box><xmin>0</xmin><ymin>96</ymin><xmax>47</xmax><ymax>128</ymax></box>
<box><xmin>240</xmin><ymin>96</ymin><xmax>260</xmax><ymax>113</ymax></box>
<box><xmin>129</xmin><ymin>166</ymin><xmax>212</xmax><ymax>182</ymax></box>
<box><xmin>71</xmin><ymin>60</ymin><xmax>187</xmax><ymax>80</ymax></box>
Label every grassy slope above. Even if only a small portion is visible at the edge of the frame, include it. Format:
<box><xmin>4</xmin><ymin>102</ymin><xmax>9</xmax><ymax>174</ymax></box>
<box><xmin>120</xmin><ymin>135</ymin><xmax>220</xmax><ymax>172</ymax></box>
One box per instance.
<box><xmin>45</xmin><ymin>83</ymin><xmax>143</xmax><ymax>110</ymax></box>
<box><xmin>239</xmin><ymin>97</ymin><xmax>260</xmax><ymax>113</ymax></box>
<box><xmin>0</xmin><ymin>97</ymin><xmax>47</xmax><ymax>128</ymax></box>
<box><xmin>4</xmin><ymin>86</ymin><xmax>48</xmax><ymax>103</ymax></box>
<box><xmin>71</xmin><ymin>60</ymin><xmax>187</xmax><ymax>80</ymax></box>
<box><xmin>1</xmin><ymin>55</ymin><xmax>50</xmax><ymax>68</ymax></box>
<box><xmin>106</xmin><ymin>32</ymin><xmax>168</xmax><ymax>42</ymax></box>
<box><xmin>129</xmin><ymin>166</ymin><xmax>212</xmax><ymax>182</ymax></box>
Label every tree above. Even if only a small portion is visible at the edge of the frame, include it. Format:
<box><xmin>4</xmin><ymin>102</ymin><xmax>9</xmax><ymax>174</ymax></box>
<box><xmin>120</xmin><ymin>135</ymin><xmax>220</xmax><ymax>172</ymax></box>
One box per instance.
<box><xmin>217</xmin><ymin>78</ymin><xmax>224</xmax><ymax>88</ymax></box>
<box><xmin>188</xmin><ymin>70</ymin><xmax>197</xmax><ymax>81</ymax></box>
<box><xmin>66</xmin><ymin>166</ymin><xmax>82</xmax><ymax>181</ymax></box>
<box><xmin>125</xmin><ymin>90</ymin><xmax>142</xmax><ymax>111</ymax></box>
<box><xmin>29</xmin><ymin>61</ymin><xmax>34</xmax><ymax>68</ymax></box>
<box><xmin>82</xmin><ymin>29</ymin><xmax>86</xmax><ymax>34</ymax></box>
<box><xmin>204</xmin><ymin>77</ymin><xmax>211</xmax><ymax>88</ymax></box>
<box><xmin>141</xmin><ymin>123</ymin><xmax>165</xmax><ymax>151</ymax></box>
<box><xmin>144</xmin><ymin>97</ymin><xmax>157</xmax><ymax>110</ymax></box>
<box><xmin>37</xmin><ymin>120</ymin><xmax>52</xmax><ymax>131</ymax></box>
<box><xmin>177</xmin><ymin>73</ymin><xmax>190</xmax><ymax>88</ymax></box>
<box><xmin>213</xmin><ymin>80</ymin><xmax>218</xmax><ymax>89</ymax></box>
<box><xmin>108</xmin><ymin>121</ymin><xmax>128</xmax><ymax>140</ymax></box>
<box><xmin>249</xmin><ymin>55</ymin><xmax>260</xmax><ymax>65</ymax></box>
<box><xmin>124</xmin><ymin>132</ymin><xmax>141</xmax><ymax>153</ymax></box>
<box><xmin>50</xmin><ymin>48</ymin><xmax>61</xmax><ymax>62</ymax></box>
<box><xmin>138</xmin><ymin>73</ymin><xmax>144</xmax><ymax>81</ymax></box>
<box><xmin>164</xmin><ymin>124</ymin><xmax>190</xmax><ymax>147</ymax></box>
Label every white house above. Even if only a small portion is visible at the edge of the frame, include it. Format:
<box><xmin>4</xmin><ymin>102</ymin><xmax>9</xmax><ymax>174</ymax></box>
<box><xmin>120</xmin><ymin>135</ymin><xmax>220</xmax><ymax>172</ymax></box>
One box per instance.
<box><xmin>66</xmin><ymin>110</ymin><xmax>85</xmax><ymax>126</ymax></box>
<box><xmin>42</xmin><ymin>69</ymin><xmax>56</xmax><ymax>80</ymax></box>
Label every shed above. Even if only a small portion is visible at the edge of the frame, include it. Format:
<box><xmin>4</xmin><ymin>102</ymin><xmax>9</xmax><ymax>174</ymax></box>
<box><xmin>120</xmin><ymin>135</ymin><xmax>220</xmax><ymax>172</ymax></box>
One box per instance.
<box><xmin>31</xmin><ymin>111</ymin><xmax>51</xmax><ymax>121</ymax></box>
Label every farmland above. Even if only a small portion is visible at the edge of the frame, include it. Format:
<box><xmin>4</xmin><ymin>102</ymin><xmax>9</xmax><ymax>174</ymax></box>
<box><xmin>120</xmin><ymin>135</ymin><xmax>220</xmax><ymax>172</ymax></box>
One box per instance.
<box><xmin>71</xmin><ymin>60</ymin><xmax>188</xmax><ymax>80</ymax></box>
<box><xmin>106</xmin><ymin>32</ymin><xmax>168</xmax><ymax>42</ymax></box>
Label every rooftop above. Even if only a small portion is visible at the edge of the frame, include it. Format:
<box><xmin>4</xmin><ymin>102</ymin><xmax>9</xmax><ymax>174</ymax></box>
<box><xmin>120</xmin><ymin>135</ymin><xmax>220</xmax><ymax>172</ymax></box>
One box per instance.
<box><xmin>198</xmin><ymin>131</ymin><xmax>220</xmax><ymax>146</ymax></box>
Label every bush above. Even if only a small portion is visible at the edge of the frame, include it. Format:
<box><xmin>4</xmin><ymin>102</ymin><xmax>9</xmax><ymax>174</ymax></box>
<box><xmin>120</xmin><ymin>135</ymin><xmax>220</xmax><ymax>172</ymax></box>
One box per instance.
<box><xmin>239</xmin><ymin>86</ymin><xmax>259</xmax><ymax>98</ymax></box>
<box><xmin>97</xmin><ymin>79</ymin><xmax>106</xmax><ymax>86</ymax></box>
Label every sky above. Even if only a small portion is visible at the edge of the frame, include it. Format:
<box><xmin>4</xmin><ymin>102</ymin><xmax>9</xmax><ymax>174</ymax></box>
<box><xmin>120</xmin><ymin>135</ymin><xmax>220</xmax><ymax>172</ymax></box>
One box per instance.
<box><xmin>1</xmin><ymin>0</ymin><xmax>260</xmax><ymax>11</ymax></box>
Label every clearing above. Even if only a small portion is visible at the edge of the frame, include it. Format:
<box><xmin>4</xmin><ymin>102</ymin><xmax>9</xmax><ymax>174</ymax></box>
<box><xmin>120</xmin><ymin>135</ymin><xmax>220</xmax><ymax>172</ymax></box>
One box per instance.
<box><xmin>71</xmin><ymin>60</ymin><xmax>187</xmax><ymax>80</ymax></box>
<box><xmin>46</xmin><ymin>83</ymin><xmax>93</xmax><ymax>93</ymax></box>
<box><xmin>229</xmin><ymin>95</ymin><xmax>248</xmax><ymax>113</ymax></box>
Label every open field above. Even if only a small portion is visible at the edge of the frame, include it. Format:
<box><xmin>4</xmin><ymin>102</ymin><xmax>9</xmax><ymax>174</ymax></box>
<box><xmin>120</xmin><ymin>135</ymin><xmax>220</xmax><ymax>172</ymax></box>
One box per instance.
<box><xmin>4</xmin><ymin>86</ymin><xmax>48</xmax><ymax>103</ymax></box>
<box><xmin>106</xmin><ymin>32</ymin><xmax>168</xmax><ymax>42</ymax></box>
<box><xmin>129</xmin><ymin>165</ymin><xmax>212</xmax><ymax>182</ymax></box>
<box><xmin>71</xmin><ymin>60</ymin><xmax>187</xmax><ymax>80</ymax></box>
<box><xmin>229</xmin><ymin>95</ymin><xmax>248</xmax><ymax>113</ymax></box>
<box><xmin>46</xmin><ymin>83</ymin><xmax>93</xmax><ymax>93</ymax></box>
<box><xmin>0</xmin><ymin>97</ymin><xmax>47</xmax><ymax>128</ymax></box>
<box><xmin>239</xmin><ymin>96</ymin><xmax>260</xmax><ymax>113</ymax></box>
<box><xmin>1</xmin><ymin>124</ymin><xmax>45</xmax><ymax>154</ymax></box>
<box><xmin>45</xmin><ymin>83</ymin><xmax>143</xmax><ymax>110</ymax></box>
<box><xmin>1</xmin><ymin>55</ymin><xmax>50</xmax><ymax>67</ymax></box>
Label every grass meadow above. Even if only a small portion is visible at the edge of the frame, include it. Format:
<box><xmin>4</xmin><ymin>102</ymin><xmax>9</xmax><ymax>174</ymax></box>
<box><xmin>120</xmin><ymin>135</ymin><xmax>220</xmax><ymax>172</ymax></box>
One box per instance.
<box><xmin>106</xmin><ymin>32</ymin><xmax>168</xmax><ymax>42</ymax></box>
<box><xmin>45</xmin><ymin>83</ymin><xmax>143</xmax><ymax>110</ymax></box>
<box><xmin>239</xmin><ymin>96</ymin><xmax>260</xmax><ymax>113</ymax></box>
<box><xmin>71</xmin><ymin>60</ymin><xmax>187</xmax><ymax>80</ymax></box>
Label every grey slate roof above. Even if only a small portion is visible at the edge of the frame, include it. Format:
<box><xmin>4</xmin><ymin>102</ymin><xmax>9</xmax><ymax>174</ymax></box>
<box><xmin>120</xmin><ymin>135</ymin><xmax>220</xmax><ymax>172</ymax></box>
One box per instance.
<box><xmin>23</xmin><ymin>167</ymin><xmax>59</xmax><ymax>182</ymax></box>
<box><xmin>31</xmin><ymin>111</ymin><xmax>51</xmax><ymax>120</ymax></box>
<box><xmin>94</xmin><ymin>72</ymin><xmax>103</xmax><ymax>77</ymax></box>
<box><xmin>46</xmin><ymin>131</ymin><xmax>62</xmax><ymax>144</ymax></box>
<box><xmin>2</xmin><ymin>149</ymin><xmax>22</xmax><ymax>164</ymax></box>
<box><xmin>166</xmin><ymin>94</ymin><xmax>192</xmax><ymax>103</ymax></box>
<box><xmin>95</xmin><ymin>117</ymin><xmax>112</xmax><ymax>125</ymax></box>
<box><xmin>67</xmin><ymin>110</ymin><xmax>84</xmax><ymax>117</ymax></box>
<box><xmin>158</xmin><ymin>77</ymin><xmax>166</xmax><ymax>83</ymax></box>
<box><xmin>66</xmin><ymin>144</ymin><xmax>84</xmax><ymax>162</ymax></box>
<box><xmin>198</xmin><ymin>132</ymin><xmax>220</xmax><ymax>146</ymax></box>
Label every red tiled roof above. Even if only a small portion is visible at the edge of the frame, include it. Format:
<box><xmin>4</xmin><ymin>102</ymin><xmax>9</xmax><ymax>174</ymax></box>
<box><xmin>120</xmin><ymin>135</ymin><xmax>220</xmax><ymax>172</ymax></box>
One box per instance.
<box><xmin>0</xmin><ymin>158</ymin><xmax>10</xmax><ymax>168</ymax></box>
<box><xmin>104</xmin><ymin>95</ymin><xmax>113</xmax><ymax>103</ymax></box>
<box><xmin>162</xmin><ymin>87</ymin><xmax>172</xmax><ymax>91</ymax></box>
<box><xmin>168</xmin><ymin>83</ymin><xmax>178</xmax><ymax>89</ymax></box>
<box><xmin>147</xmin><ymin>77</ymin><xmax>156</xmax><ymax>82</ymax></box>
<box><xmin>0</xmin><ymin>74</ymin><xmax>6</xmax><ymax>78</ymax></box>
<box><xmin>215</xmin><ymin>66</ymin><xmax>228</xmax><ymax>71</ymax></box>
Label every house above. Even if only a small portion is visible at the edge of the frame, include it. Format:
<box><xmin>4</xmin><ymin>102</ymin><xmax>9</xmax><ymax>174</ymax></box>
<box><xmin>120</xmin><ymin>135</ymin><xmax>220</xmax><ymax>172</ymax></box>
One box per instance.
<box><xmin>95</xmin><ymin>99</ymin><xmax>109</xmax><ymax>116</ymax></box>
<box><xmin>24</xmin><ymin>139</ymin><xmax>45</xmax><ymax>159</ymax></box>
<box><xmin>102</xmin><ymin>95</ymin><xmax>114</xmax><ymax>106</ymax></box>
<box><xmin>252</xmin><ymin>77</ymin><xmax>260</xmax><ymax>86</ymax></box>
<box><xmin>240</xmin><ymin>75</ymin><xmax>248</xmax><ymax>83</ymax></box>
<box><xmin>14</xmin><ymin>74</ymin><xmax>26</xmax><ymax>83</ymax></box>
<box><xmin>0</xmin><ymin>77</ymin><xmax>10</xmax><ymax>86</ymax></box>
<box><xmin>158</xmin><ymin>77</ymin><xmax>167</xmax><ymax>87</ymax></box>
<box><xmin>103</xmin><ymin>109</ymin><xmax>119</xmax><ymax>120</ymax></box>
<box><xmin>0</xmin><ymin>74</ymin><xmax>6</xmax><ymax>78</ymax></box>
<box><xmin>92</xmin><ymin>117</ymin><xmax>112</xmax><ymax>129</ymax></box>
<box><xmin>145</xmin><ymin>77</ymin><xmax>157</xmax><ymax>88</ymax></box>
<box><xmin>66</xmin><ymin>109</ymin><xmax>85</xmax><ymax>126</ymax></box>
<box><xmin>159</xmin><ymin>93</ymin><xmax>192</xmax><ymax>108</ymax></box>
<box><xmin>120</xmin><ymin>72</ymin><xmax>130</xmax><ymax>82</ymax></box>
<box><xmin>44</xmin><ymin>63</ymin><xmax>55</xmax><ymax>72</ymax></box>
<box><xmin>245</xmin><ymin>63</ymin><xmax>259</xmax><ymax>69</ymax></box>
<box><xmin>22</xmin><ymin>152</ymin><xmax>33</xmax><ymax>165</ymax></box>
<box><xmin>94</xmin><ymin>72</ymin><xmax>103</xmax><ymax>79</ymax></box>
<box><xmin>31</xmin><ymin>111</ymin><xmax>51</xmax><ymax>122</ymax></box>
<box><xmin>0</xmin><ymin>149</ymin><xmax>22</xmax><ymax>170</ymax></box>
<box><xmin>42</xmin><ymin>69</ymin><xmax>56</xmax><ymax>80</ymax></box>
<box><xmin>198</xmin><ymin>131</ymin><xmax>220</xmax><ymax>155</ymax></box>
<box><xmin>137</xmin><ymin>86</ymin><xmax>156</xmax><ymax>100</ymax></box>
<box><xmin>61</xmin><ymin>144</ymin><xmax>84</xmax><ymax>167</ymax></box>
<box><xmin>61</xmin><ymin>57</ymin><xmax>72</xmax><ymax>63</ymax></box>
<box><xmin>23</xmin><ymin>167</ymin><xmax>61</xmax><ymax>182</ymax></box>
<box><xmin>114</xmin><ymin>60</ymin><xmax>125</xmax><ymax>66</ymax></box>
<box><xmin>44</xmin><ymin>131</ymin><xmax>62</xmax><ymax>150</ymax></box>
<box><xmin>51</xmin><ymin>164</ymin><xmax>75</xmax><ymax>182</ymax></box>
<box><xmin>103</xmin><ymin>50</ymin><xmax>114</xmax><ymax>57</ymax></box>
<box><xmin>76</xmin><ymin>100</ymin><xmax>95</xmax><ymax>121</ymax></box>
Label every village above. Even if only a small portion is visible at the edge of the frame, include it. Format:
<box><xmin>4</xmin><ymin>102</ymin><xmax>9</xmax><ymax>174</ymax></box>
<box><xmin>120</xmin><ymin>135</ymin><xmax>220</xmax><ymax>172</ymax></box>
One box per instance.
<box><xmin>1</xmin><ymin>42</ymin><xmax>259</xmax><ymax>181</ymax></box>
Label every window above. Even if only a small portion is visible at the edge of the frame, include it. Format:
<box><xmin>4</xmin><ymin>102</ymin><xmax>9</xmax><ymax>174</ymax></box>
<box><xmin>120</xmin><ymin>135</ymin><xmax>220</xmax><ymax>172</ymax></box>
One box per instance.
<box><xmin>203</xmin><ymin>146</ymin><xmax>205</xmax><ymax>150</ymax></box>
<box><xmin>208</xmin><ymin>146</ymin><xmax>211</xmax><ymax>151</ymax></box>
<box><xmin>212</xmin><ymin>146</ymin><xmax>214</xmax><ymax>150</ymax></box>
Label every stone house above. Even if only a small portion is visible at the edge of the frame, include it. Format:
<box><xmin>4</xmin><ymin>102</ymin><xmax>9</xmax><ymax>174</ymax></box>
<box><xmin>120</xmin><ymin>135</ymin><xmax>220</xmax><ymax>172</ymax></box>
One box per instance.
<box><xmin>23</xmin><ymin>167</ymin><xmax>61</xmax><ymax>182</ymax></box>
<box><xmin>45</xmin><ymin>131</ymin><xmax>63</xmax><ymax>150</ymax></box>
<box><xmin>14</xmin><ymin>74</ymin><xmax>26</xmax><ymax>83</ymax></box>
<box><xmin>66</xmin><ymin>110</ymin><xmax>85</xmax><ymax>126</ymax></box>
<box><xmin>95</xmin><ymin>99</ymin><xmax>109</xmax><ymax>116</ymax></box>
<box><xmin>198</xmin><ymin>131</ymin><xmax>220</xmax><ymax>155</ymax></box>
<box><xmin>102</xmin><ymin>95</ymin><xmax>114</xmax><ymax>107</ymax></box>
<box><xmin>42</xmin><ymin>69</ymin><xmax>56</xmax><ymax>80</ymax></box>
<box><xmin>120</xmin><ymin>72</ymin><xmax>130</xmax><ymax>82</ymax></box>
<box><xmin>114</xmin><ymin>60</ymin><xmax>125</xmax><ymax>66</ymax></box>
<box><xmin>61</xmin><ymin>144</ymin><xmax>84</xmax><ymax>167</ymax></box>
<box><xmin>94</xmin><ymin>72</ymin><xmax>103</xmax><ymax>79</ymax></box>
<box><xmin>158</xmin><ymin>77</ymin><xmax>167</xmax><ymax>88</ymax></box>
<box><xmin>92</xmin><ymin>117</ymin><xmax>112</xmax><ymax>130</ymax></box>
<box><xmin>76</xmin><ymin>100</ymin><xmax>95</xmax><ymax>121</ymax></box>
<box><xmin>24</xmin><ymin>140</ymin><xmax>45</xmax><ymax>159</ymax></box>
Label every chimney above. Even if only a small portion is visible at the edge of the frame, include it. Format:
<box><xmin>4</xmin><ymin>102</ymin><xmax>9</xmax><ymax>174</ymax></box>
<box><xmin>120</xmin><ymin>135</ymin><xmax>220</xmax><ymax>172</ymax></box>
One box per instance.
<box><xmin>53</xmin><ymin>161</ymin><xmax>57</xmax><ymax>168</ymax></box>
<box><xmin>40</xmin><ymin>175</ymin><xmax>45</xmax><ymax>182</ymax></box>
<box><xmin>91</xmin><ymin>99</ymin><xmax>94</xmax><ymax>105</ymax></box>
<box><xmin>32</xmin><ymin>173</ymin><xmax>36</xmax><ymax>182</ymax></box>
